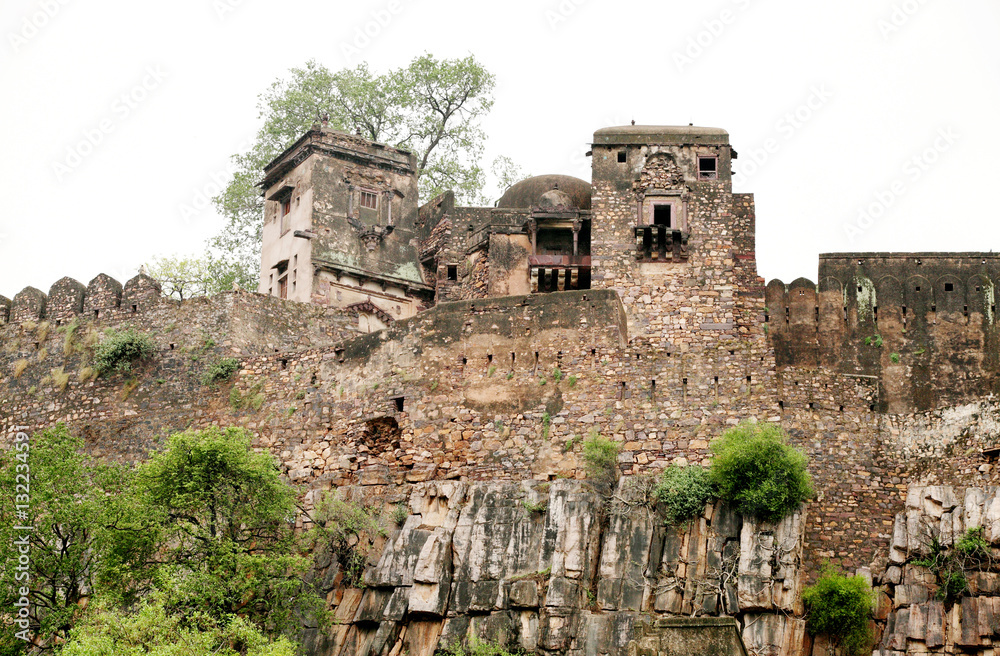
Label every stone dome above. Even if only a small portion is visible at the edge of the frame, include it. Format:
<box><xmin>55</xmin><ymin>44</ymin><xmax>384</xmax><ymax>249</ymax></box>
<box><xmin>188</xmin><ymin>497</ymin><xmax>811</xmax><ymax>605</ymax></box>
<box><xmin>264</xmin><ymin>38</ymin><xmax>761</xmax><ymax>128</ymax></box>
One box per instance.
<box><xmin>496</xmin><ymin>174</ymin><xmax>592</xmax><ymax>211</ymax></box>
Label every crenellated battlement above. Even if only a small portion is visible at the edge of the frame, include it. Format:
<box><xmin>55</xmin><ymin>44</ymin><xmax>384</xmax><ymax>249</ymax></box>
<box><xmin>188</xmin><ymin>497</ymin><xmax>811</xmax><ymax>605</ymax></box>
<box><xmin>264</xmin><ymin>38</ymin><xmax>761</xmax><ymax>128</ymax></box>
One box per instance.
<box><xmin>766</xmin><ymin>253</ymin><xmax>1000</xmax><ymax>412</ymax></box>
<box><xmin>3</xmin><ymin>272</ymin><xmax>163</xmax><ymax>326</ymax></box>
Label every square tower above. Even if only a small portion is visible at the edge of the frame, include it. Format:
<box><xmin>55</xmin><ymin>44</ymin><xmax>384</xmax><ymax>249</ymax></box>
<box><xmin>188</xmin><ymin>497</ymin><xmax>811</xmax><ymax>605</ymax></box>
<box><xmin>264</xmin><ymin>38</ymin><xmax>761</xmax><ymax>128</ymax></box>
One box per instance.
<box><xmin>589</xmin><ymin>125</ymin><xmax>758</xmax><ymax>349</ymax></box>
<box><xmin>260</xmin><ymin>127</ymin><xmax>434</xmax><ymax>330</ymax></box>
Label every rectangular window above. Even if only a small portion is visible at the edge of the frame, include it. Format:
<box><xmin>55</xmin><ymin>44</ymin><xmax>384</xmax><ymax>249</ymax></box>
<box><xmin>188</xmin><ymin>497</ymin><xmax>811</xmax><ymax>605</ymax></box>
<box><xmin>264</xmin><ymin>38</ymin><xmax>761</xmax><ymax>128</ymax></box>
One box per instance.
<box><xmin>278</xmin><ymin>276</ymin><xmax>287</xmax><ymax>299</ymax></box>
<box><xmin>280</xmin><ymin>197</ymin><xmax>291</xmax><ymax>234</ymax></box>
<box><xmin>698</xmin><ymin>156</ymin><xmax>718</xmax><ymax>180</ymax></box>
<box><xmin>617</xmin><ymin>151</ymin><xmax>627</xmax><ymax>163</ymax></box>
<box><xmin>360</xmin><ymin>191</ymin><xmax>378</xmax><ymax>210</ymax></box>
<box><xmin>447</xmin><ymin>265</ymin><xmax>458</xmax><ymax>281</ymax></box>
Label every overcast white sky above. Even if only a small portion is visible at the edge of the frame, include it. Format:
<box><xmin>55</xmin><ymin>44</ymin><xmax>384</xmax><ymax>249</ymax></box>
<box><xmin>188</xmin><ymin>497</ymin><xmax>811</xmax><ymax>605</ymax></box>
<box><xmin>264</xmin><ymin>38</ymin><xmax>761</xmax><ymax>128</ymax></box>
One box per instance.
<box><xmin>1</xmin><ymin>0</ymin><xmax>998</xmax><ymax>299</ymax></box>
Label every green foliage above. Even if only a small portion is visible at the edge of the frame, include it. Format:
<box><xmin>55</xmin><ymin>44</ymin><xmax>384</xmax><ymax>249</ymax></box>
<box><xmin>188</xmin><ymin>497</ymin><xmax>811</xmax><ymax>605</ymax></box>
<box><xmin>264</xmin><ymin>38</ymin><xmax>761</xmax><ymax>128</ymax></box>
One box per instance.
<box><xmin>209</xmin><ymin>54</ymin><xmax>498</xmax><ymax>287</ymax></box>
<box><xmin>552</xmin><ymin>367</ymin><xmax>563</xmax><ymax>382</ymax></box>
<box><xmin>309</xmin><ymin>495</ymin><xmax>386</xmax><ymax>588</ymax></box>
<box><xmin>136</xmin><ymin>427</ymin><xmax>322</xmax><ymax>633</ymax></box>
<box><xmin>802</xmin><ymin>568</ymin><xmax>875</xmax><ymax>656</ymax></box>
<box><xmin>436</xmin><ymin>634</ymin><xmax>525</xmax><ymax>656</ymax></box>
<box><xmin>392</xmin><ymin>502</ymin><xmax>409</xmax><ymax>527</ymax></box>
<box><xmin>230</xmin><ymin>380</ymin><xmax>265</xmax><ymax>411</ymax></box>
<box><xmin>582</xmin><ymin>433</ymin><xmax>620</xmax><ymax>494</ymax></box>
<box><xmin>200</xmin><ymin>358</ymin><xmax>241</xmax><ymax>385</ymax></box>
<box><xmin>93</xmin><ymin>328</ymin><xmax>155</xmax><ymax>376</ymax></box>
<box><xmin>653</xmin><ymin>465</ymin><xmax>716</xmax><ymax>524</ymax></box>
<box><xmin>59</xmin><ymin>598</ymin><xmax>297</xmax><ymax>656</ymax></box>
<box><xmin>709</xmin><ymin>422</ymin><xmax>813</xmax><ymax>522</ymax></box>
<box><xmin>567</xmin><ymin>375</ymin><xmax>577</xmax><ymax>388</ymax></box>
<box><xmin>541</xmin><ymin>412</ymin><xmax>551</xmax><ymax>440</ymax></box>
<box><xmin>890</xmin><ymin>352</ymin><xmax>900</xmax><ymax>364</ymax></box>
<box><xmin>145</xmin><ymin>254</ymin><xmax>231</xmax><ymax>300</ymax></box>
<box><xmin>0</xmin><ymin>425</ymin><xmax>133</xmax><ymax>648</ymax></box>
<box><xmin>912</xmin><ymin>527</ymin><xmax>991</xmax><ymax>603</ymax></box>
<box><xmin>564</xmin><ymin>435</ymin><xmax>579</xmax><ymax>452</ymax></box>
<box><xmin>865</xmin><ymin>334</ymin><xmax>884</xmax><ymax>348</ymax></box>
<box><xmin>520</xmin><ymin>498</ymin><xmax>547</xmax><ymax>514</ymax></box>
<box><xmin>488</xmin><ymin>365</ymin><xmax>496</xmax><ymax>377</ymax></box>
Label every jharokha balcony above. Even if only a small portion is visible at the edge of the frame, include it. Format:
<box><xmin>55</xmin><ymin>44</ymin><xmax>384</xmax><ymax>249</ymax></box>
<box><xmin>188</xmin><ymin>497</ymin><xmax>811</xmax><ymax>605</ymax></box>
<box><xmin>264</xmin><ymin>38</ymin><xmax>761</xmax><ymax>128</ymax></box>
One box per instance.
<box><xmin>529</xmin><ymin>255</ymin><xmax>591</xmax><ymax>292</ymax></box>
<box><xmin>634</xmin><ymin>225</ymin><xmax>690</xmax><ymax>263</ymax></box>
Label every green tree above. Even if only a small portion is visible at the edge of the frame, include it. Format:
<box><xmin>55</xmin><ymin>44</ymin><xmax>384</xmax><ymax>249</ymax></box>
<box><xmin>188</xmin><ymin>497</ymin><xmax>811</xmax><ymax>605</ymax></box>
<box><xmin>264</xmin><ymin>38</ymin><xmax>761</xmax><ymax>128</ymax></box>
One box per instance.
<box><xmin>210</xmin><ymin>54</ymin><xmax>496</xmax><ymax>288</ymax></box>
<box><xmin>709</xmin><ymin>422</ymin><xmax>813</xmax><ymax>523</ymax></box>
<box><xmin>0</xmin><ymin>426</ymin><xmax>131</xmax><ymax>651</ymax></box>
<box><xmin>802</xmin><ymin>568</ymin><xmax>875</xmax><ymax>656</ymax></box>
<box><xmin>144</xmin><ymin>255</ymin><xmax>240</xmax><ymax>300</ymax></box>
<box><xmin>59</xmin><ymin>597</ymin><xmax>296</xmax><ymax>656</ymax></box>
<box><xmin>135</xmin><ymin>427</ymin><xmax>323</xmax><ymax>634</ymax></box>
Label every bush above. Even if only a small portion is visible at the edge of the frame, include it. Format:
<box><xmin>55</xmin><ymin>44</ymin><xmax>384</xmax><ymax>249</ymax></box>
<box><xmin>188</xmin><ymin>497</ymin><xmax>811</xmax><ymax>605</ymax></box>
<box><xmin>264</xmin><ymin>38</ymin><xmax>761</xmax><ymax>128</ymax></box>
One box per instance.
<box><xmin>653</xmin><ymin>465</ymin><xmax>715</xmax><ymax>524</ymax></box>
<box><xmin>582</xmin><ymin>432</ymin><xmax>620</xmax><ymax>494</ymax></box>
<box><xmin>93</xmin><ymin>328</ymin><xmax>155</xmax><ymax>376</ymax></box>
<box><xmin>803</xmin><ymin>569</ymin><xmax>874</xmax><ymax>656</ymax></box>
<box><xmin>436</xmin><ymin>635</ymin><xmax>525</xmax><ymax>656</ymax></box>
<box><xmin>201</xmin><ymin>357</ymin><xmax>241</xmax><ymax>385</ymax></box>
<box><xmin>709</xmin><ymin>422</ymin><xmax>812</xmax><ymax>522</ymax></box>
<box><xmin>310</xmin><ymin>495</ymin><xmax>386</xmax><ymax>588</ymax></box>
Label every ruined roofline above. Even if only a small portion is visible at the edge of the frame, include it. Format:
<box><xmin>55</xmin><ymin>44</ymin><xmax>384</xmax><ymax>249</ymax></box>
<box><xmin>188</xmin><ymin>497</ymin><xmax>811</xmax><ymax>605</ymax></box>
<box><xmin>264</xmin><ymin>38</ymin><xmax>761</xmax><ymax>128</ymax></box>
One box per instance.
<box><xmin>593</xmin><ymin>124</ymin><xmax>730</xmax><ymax>146</ymax></box>
<box><xmin>820</xmin><ymin>252</ymin><xmax>1000</xmax><ymax>260</ymax></box>
<box><xmin>259</xmin><ymin>128</ymin><xmax>415</xmax><ymax>191</ymax></box>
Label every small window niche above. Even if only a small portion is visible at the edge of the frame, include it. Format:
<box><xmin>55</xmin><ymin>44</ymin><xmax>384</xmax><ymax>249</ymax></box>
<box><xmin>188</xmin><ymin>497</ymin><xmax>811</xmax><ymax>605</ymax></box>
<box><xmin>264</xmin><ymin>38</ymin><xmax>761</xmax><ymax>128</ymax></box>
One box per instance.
<box><xmin>617</xmin><ymin>150</ymin><xmax>627</xmax><ymax>163</ymax></box>
<box><xmin>698</xmin><ymin>155</ymin><xmax>718</xmax><ymax>180</ymax></box>
<box><xmin>652</xmin><ymin>204</ymin><xmax>672</xmax><ymax>227</ymax></box>
<box><xmin>447</xmin><ymin>265</ymin><xmax>458</xmax><ymax>281</ymax></box>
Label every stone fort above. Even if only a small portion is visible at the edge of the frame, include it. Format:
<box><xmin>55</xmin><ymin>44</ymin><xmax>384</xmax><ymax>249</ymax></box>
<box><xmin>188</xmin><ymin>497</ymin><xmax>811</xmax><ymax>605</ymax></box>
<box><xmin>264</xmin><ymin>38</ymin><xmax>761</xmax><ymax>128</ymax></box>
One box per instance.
<box><xmin>3</xmin><ymin>123</ymin><xmax>1000</xmax><ymax>656</ymax></box>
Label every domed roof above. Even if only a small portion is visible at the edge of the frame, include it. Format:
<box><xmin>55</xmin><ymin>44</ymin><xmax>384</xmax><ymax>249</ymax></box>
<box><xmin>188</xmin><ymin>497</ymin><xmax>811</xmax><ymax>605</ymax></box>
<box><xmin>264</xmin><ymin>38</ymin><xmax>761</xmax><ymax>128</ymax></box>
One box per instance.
<box><xmin>496</xmin><ymin>174</ymin><xmax>591</xmax><ymax>211</ymax></box>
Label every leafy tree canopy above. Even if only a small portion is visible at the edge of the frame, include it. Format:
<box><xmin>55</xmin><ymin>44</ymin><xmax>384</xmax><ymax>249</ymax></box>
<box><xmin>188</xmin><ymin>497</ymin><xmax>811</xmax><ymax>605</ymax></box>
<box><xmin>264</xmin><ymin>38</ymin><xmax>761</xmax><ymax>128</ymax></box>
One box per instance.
<box><xmin>207</xmin><ymin>53</ymin><xmax>499</xmax><ymax>290</ymax></box>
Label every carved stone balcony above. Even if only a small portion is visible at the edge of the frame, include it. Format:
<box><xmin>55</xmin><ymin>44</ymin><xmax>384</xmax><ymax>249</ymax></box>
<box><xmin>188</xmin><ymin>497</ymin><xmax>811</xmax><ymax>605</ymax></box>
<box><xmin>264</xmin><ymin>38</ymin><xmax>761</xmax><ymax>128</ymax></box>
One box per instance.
<box><xmin>634</xmin><ymin>226</ymin><xmax>689</xmax><ymax>263</ymax></box>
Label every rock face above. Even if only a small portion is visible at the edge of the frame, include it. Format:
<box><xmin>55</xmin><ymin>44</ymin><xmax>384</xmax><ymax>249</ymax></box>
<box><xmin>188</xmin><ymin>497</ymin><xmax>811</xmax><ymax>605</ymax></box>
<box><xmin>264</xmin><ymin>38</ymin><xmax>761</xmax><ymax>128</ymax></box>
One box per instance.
<box><xmin>302</xmin><ymin>479</ymin><xmax>808</xmax><ymax>656</ymax></box>
<box><xmin>872</xmin><ymin>486</ymin><xmax>1000</xmax><ymax>656</ymax></box>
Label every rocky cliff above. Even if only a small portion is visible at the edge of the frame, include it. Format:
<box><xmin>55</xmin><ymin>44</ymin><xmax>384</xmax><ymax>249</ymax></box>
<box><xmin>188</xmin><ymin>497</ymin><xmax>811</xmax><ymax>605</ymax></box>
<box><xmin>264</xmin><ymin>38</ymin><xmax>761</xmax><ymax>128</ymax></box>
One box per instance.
<box><xmin>300</xmin><ymin>479</ymin><xmax>808</xmax><ymax>656</ymax></box>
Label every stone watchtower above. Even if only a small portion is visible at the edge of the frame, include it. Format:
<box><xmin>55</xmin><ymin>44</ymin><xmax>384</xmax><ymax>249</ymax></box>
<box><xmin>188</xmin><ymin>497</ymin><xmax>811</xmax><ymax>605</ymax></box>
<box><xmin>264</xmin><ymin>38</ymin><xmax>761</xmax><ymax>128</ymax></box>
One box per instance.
<box><xmin>588</xmin><ymin>125</ymin><xmax>760</xmax><ymax>349</ymax></box>
<box><xmin>259</xmin><ymin>126</ymin><xmax>434</xmax><ymax>331</ymax></box>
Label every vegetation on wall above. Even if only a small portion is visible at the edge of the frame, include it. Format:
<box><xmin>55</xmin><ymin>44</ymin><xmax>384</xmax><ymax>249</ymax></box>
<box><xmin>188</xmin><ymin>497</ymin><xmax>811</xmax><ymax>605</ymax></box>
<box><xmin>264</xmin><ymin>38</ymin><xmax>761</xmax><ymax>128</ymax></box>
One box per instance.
<box><xmin>582</xmin><ymin>432</ymin><xmax>620</xmax><ymax>496</ymax></box>
<box><xmin>709</xmin><ymin>422</ymin><xmax>813</xmax><ymax>523</ymax></box>
<box><xmin>652</xmin><ymin>464</ymin><xmax>716</xmax><ymax>525</ymax></box>
<box><xmin>802</xmin><ymin>568</ymin><xmax>875</xmax><ymax>656</ymax></box>
<box><xmin>912</xmin><ymin>526</ymin><xmax>992</xmax><ymax>603</ymax></box>
<box><xmin>201</xmin><ymin>357</ymin><xmax>241</xmax><ymax>385</ymax></box>
<box><xmin>92</xmin><ymin>327</ymin><xmax>155</xmax><ymax>376</ymax></box>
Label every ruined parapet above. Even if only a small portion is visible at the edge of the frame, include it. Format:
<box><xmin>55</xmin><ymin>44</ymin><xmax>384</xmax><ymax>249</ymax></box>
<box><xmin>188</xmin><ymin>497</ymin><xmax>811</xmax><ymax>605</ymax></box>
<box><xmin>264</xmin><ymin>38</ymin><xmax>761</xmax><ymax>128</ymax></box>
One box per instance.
<box><xmin>0</xmin><ymin>296</ymin><xmax>9</xmax><ymax>324</ymax></box>
<box><xmin>122</xmin><ymin>273</ymin><xmax>162</xmax><ymax>312</ymax></box>
<box><xmin>767</xmin><ymin>253</ymin><xmax>1000</xmax><ymax>412</ymax></box>
<box><xmin>47</xmin><ymin>276</ymin><xmax>86</xmax><ymax>324</ymax></box>
<box><xmin>83</xmin><ymin>273</ymin><xmax>123</xmax><ymax>318</ymax></box>
<box><xmin>11</xmin><ymin>286</ymin><xmax>46</xmax><ymax>323</ymax></box>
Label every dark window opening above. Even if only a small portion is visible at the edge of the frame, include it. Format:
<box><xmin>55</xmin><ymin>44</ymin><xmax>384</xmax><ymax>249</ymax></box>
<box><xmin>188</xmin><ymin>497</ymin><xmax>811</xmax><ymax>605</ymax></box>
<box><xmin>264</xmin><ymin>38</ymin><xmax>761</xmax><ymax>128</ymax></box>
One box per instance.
<box><xmin>698</xmin><ymin>156</ymin><xmax>718</xmax><ymax>180</ymax></box>
<box><xmin>858</xmin><ymin>286</ymin><xmax>863</xmax><ymax>292</ymax></box>
<box><xmin>55</xmin><ymin>319</ymin><xmax>61</xmax><ymax>326</ymax></box>
<box><xmin>169</xmin><ymin>343</ymin><xmax>175</xmax><ymax>350</ymax></box>
<box><xmin>653</xmin><ymin>205</ymin><xmax>672</xmax><ymax>227</ymax></box>
<box><xmin>650</xmin><ymin>380</ymin><xmax>656</xmax><ymax>401</ymax></box>
<box><xmin>617</xmin><ymin>151</ymin><xmax>627</xmax><ymax>163</ymax></box>
<box><xmin>839</xmin><ymin>405</ymin><xmax>844</xmax><ymax>412</ymax></box>
<box><xmin>808</xmin><ymin>403</ymin><xmax>814</xmax><ymax>409</ymax></box>
<box><xmin>729</xmin><ymin>350</ymin><xmax>735</xmax><ymax>356</ymax></box>
<box><xmin>447</xmin><ymin>265</ymin><xmax>458</xmax><ymax>281</ymax></box>
<box><xmin>131</xmin><ymin>304</ymin><xmax>138</xmax><ymax>313</ymax></box>
<box><xmin>280</xmin><ymin>359</ymin><xmax>287</xmax><ymax>369</ymax></box>
<box><xmin>94</xmin><ymin>309</ymin><xmax>99</xmax><ymax>318</ymax></box>
<box><xmin>511</xmin><ymin>352</ymin><xmax>516</xmax><ymax>366</ymax></box>
<box><xmin>932</xmin><ymin>304</ymin><xmax>937</xmax><ymax>312</ymax></box>
<box><xmin>945</xmin><ymin>283</ymin><xmax>954</xmax><ymax>292</ymax></box>
<box><xmin>461</xmin><ymin>356</ymin><xmax>467</xmax><ymax>366</ymax></box>
<box><xmin>393</xmin><ymin>396</ymin><xmax>405</xmax><ymax>412</ymax></box>
<box><xmin>915</xmin><ymin>286</ymin><xmax>921</xmax><ymax>292</ymax></box>
<box><xmin>746</xmin><ymin>375</ymin><xmax>752</xmax><ymax>384</ymax></box>
<box><xmin>778</xmin><ymin>401</ymin><xmax>784</xmax><ymax>410</ymax></box>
